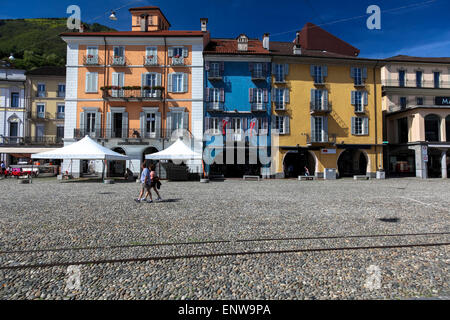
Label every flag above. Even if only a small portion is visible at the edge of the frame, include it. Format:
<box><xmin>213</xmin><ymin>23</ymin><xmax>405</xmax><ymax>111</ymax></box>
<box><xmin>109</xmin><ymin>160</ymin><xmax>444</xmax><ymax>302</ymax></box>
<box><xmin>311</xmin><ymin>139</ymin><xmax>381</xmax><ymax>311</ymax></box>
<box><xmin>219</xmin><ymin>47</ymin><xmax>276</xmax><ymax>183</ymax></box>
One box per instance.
<box><xmin>249</xmin><ymin>118</ymin><xmax>257</xmax><ymax>137</ymax></box>
<box><xmin>222</xmin><ymin>118</ymin><xmax>229</xmax><ymax>135</ymax></box>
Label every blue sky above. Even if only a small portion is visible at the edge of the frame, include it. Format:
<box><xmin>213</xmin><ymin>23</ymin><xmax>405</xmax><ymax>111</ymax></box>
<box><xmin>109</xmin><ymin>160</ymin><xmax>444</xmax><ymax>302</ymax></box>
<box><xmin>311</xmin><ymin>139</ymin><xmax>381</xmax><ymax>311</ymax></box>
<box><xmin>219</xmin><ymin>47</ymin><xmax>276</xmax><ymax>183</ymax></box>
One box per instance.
<box><xmin>1</xmin><ymin>0</ymin><xmax>449</xmax><ymax>58</ymax></box>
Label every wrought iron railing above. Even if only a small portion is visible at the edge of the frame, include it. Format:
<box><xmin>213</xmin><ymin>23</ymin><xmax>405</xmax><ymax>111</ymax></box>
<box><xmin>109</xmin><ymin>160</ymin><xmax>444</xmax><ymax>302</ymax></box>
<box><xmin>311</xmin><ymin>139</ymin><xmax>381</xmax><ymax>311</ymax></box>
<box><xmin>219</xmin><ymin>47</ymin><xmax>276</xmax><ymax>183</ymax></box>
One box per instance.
<box><xmin>102</xmin><ymin>88</ymin><xmax>163</xmax><ymax>101</ymax></box>
<box><xmin>83</xmin><ymin>55</ymin><xmax>101</xmax><ymax>65</ymax></box>
<box><xmin>306</xmin><ymin>133</ymin><xmax>337</xmax><ymax>144</ymax></box>
<box><xmin>74</xmin><ymin>128</ymin><xmax>189</xmax><ymax>140</ymax></box>
<box><xmin>207</xmin><ymin>102</ymin><xmax>224</xmax><ymax>111</ymax></box>
<box><xmin>144</xmin><ymin>56</ymin><xmax>158</xmax><ymax>66</ymax></box>
<box><xmin>171</xmin><ymin>57</ymin><xmax>185</xmax><ymax>66</ymax></box>
<box><xmin>251</xmin><ymin>103</ymin><xmax>268</xmax><ymax>112</ymax></box>
<box><xmin>310</xmin><ymin>102</ymin><xmax>332</xmax><ymax>113</ymax></box>
<box><xmin>110</xmin><ymin>56</ymin><xmax>126</xmax><ymax>66</ymax></box>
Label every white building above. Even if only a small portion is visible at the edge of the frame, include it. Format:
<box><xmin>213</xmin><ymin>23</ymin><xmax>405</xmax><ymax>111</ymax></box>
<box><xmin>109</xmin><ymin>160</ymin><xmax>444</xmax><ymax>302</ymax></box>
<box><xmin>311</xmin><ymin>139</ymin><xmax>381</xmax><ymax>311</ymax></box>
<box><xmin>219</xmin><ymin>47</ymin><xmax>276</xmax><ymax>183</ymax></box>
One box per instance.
<box><xmin>0</xmin><ymin>61</ymin><xmax>27</xmax><ymax>165</ymax></box>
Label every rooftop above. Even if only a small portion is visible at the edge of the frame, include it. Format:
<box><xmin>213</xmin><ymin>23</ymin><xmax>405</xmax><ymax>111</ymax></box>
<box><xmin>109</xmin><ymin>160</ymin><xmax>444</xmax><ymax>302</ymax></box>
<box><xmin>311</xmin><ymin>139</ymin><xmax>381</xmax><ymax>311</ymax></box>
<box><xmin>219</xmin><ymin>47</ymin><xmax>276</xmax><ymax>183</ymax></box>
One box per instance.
<box><xmin>60</xmin><ymin>30</ymin><xmax>206</xmax><ymax>37</ymax></box>
<box><xmin>385</xmin><ymin>55</ymin><xmax>450</xmax><ymax>64</ymax></box>
<box><xmin>204</xmin><ymin>38</ymin><xmax>270</xmax><ymax>55</ymax></box>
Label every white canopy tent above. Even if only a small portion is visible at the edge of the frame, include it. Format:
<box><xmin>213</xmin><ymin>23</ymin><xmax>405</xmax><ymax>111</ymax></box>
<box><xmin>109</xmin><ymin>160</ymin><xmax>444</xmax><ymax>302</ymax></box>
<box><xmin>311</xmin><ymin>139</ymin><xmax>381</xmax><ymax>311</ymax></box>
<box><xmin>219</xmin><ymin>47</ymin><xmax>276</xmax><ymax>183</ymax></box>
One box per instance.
<box><xmin>31</xmin><ymin>136</ymin><xmax>130</xmax><ymax>179</ymax></box>
<box><xmin>145</xmin><ymin>138</ymin><xmax>202</xmax><ymax>161</ymax></box>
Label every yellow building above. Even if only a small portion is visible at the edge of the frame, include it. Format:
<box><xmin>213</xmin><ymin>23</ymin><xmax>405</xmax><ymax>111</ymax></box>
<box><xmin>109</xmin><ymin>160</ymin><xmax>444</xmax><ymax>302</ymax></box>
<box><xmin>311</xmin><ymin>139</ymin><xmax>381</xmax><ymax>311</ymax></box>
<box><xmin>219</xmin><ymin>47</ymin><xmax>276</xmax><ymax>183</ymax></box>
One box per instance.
<box><xmin>269</xmin><ymin>39</ymin><xmax>383</xmax><ymax>178</ymax></box>
<box><xmin>26</xmin><ymin>67</ymin><xmax>66</xmax><ymax>146</ymax></box>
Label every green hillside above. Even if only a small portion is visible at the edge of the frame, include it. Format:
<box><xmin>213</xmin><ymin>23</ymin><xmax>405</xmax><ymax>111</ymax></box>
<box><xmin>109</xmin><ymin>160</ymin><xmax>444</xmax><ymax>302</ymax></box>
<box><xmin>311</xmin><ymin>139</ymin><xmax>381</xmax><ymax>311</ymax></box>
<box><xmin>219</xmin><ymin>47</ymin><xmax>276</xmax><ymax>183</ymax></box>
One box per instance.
<box><xmin>0</xmin><ymin>18</ymin><xmax>115</xmax><ymax>70</ymax></box>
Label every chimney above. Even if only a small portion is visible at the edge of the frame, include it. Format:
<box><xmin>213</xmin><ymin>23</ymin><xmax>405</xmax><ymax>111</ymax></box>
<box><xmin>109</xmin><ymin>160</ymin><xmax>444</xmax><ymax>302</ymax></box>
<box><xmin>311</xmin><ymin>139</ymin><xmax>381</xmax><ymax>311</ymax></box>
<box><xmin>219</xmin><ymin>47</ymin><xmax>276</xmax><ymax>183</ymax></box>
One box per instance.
<box><xmin>293</xmin><ymin>31</ymin><xmax>302</xmax><ymax>55</ymax></box>
<box><xmin>263</xmin><ymin>33</ymin><xmax>270</xmax><ymax>50</ymax></box>
<box><xmin>200</xmin><ymin>18</ymin><xmax>208</xmax><ymax>32</ymax></box>
<box><xmin>140</xmin><ymin>14</ymin><xmax>149</xmax><ymax>32</ymax></box>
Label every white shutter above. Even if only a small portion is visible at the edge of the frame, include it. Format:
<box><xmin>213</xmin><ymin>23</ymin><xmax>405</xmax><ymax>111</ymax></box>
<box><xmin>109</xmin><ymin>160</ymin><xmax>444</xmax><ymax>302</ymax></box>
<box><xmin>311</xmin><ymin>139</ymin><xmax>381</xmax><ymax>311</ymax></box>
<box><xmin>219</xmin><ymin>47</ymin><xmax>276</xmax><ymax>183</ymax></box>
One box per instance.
<box><xmin>351</xmin><ymin>91</ymin><xmax>356</xmax><ymax>105</ymax></box>
<box><xmin>323</xmin><ymin>65</ymin><xmax>328</xmax><ymax>77</ymax></box>
<box><xmin>310</xmin><ymin>65</ymin><xmax>315</xmax><ymax>76</ymax></box>
<box><xmin>285</xmin><ymin>88</ymin><xmax>290</xmax><ymax>104</ymax></box>
<box><xmin>168</xmin><ymin>73</ymin><xmax>173</xmax><ymax>92</ymax></box>
<box><xmin>363</xmin><ymin>117</ymin><xmax>369</xmax><ymax>135</ymax></box>
<box><xmin>284</xmin><ymin>116</ymin><xmax>290</xmax><ymax>135</ymax></box>
<box><xmin>272</xmin><ymin>63</ymin><xmax>276</xmax><ymax>75</ymax></box>
<box><xmin>182</xmin><ymin>47</ymin><xmax>188</xmax><ymax>58</ymax></box>
<box><xmin>168</xmin><ymin>47</ymin><xmax>174</xmax><ymax>57</ymax></box>
<box><xmin>166</xmin><ymin>112</ymin><xmax>172</xmax><ymax>133</ymax></box>
<box><xmin>351</xmin><ymin>67</ymin><xmax>356</xmax><ymax>78</ymax></box>
<box><xmin>323</xmin><ymin>116</ymin><xmax>328</xmax><ymax>142</ymax></box>
<box><xmin>351</xmin><ymin>117</ymin><xmax>356</xmax><ymax>135</ymax></box>
<box><xmin>155</xmin><ymin>112</ymin><xmax>161</xmax><ymax>138</ymax></box>
<box><xmin>182</xmin><ymin>73</ymin><xmax>188</xmax><ymax>92</ymax></box>
<box><xmin>323</xmin><ymin>90</ymin><xmax>328</xmax><ymax>109</ymax></box>
<box><xmin>140</xmin><ymin>112</ymin><xmax>145</xmax><ymax>137</ymax></box>
<box><xmin>106</xmin><ymin>112</ymin><xmax>112</xmax><ymax>138</ymax></box>
<box><xmin>79</xmin><ymin>112</ymin><xmax>85</xmax><ymax>134</ymax></box>
<box><xmin>364</xmin><ymin>91</ymin><xmax>368</xmax><ymax>106</ymax></box>
<box><xmin>363</xmin><ymin>67</ymin><xmax>368</xmax><ymax>79</ymax></box>
<box><xmin>122</xmin><ymin>112</ymin><xmax>128</xmax><ymax>138</ymax></box>
<box><xmin>156</xmin><ymin>73</ymin><xmax>162</xmax><ymax>86</ymax></box>
<box><xmin>284</xmin><ymin>64</ymin><xmax>289</xmax><ymax>75</ymax></box>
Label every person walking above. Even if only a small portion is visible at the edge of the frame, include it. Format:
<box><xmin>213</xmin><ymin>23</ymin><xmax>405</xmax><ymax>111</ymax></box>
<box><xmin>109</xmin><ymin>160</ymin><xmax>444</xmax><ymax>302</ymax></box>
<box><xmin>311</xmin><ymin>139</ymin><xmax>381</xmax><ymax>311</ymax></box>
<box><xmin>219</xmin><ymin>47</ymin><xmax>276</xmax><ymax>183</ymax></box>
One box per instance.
<box><xmin>135</xmin><ymin>162</ymin><xmax>153</xmax><ymax>203</ymax></box>
<box><xmin>0</xmin><ymin>161</ymin><xmax>5</xmax><ymax>176</ymax></box>
<box><xmin>149</xmin><ymin>164</ymin><xmax>162</xmax><ymax>201</ymax></box>
<box><xmin>304</xmin><ymin>166</ymin><xmax>310</xmax><ymax>176</ymax></box>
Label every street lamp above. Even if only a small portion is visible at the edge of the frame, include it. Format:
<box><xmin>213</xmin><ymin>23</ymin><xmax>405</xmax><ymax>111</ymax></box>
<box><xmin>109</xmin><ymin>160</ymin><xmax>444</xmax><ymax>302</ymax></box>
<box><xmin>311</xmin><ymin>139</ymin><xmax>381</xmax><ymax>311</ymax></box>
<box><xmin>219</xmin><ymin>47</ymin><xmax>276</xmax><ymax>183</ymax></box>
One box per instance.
<box><xmin>109</xmin><ymin>11</ymin><xmax>117</xmax><ymax>21</ymax></box>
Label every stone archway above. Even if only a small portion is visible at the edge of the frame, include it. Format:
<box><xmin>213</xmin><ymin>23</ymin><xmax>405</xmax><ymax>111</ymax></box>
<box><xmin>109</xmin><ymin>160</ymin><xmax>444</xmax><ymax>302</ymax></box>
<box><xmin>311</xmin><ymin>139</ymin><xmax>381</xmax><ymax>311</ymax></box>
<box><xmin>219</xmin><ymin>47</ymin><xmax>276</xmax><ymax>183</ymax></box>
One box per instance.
<box><xmin>282</xmin><ymin>150</ymin><xmax>316</xmax><ymax>178</ymax></box>
<box><xmin>337</xmin><ymin>149</ymin><xmax>369</xmax><ymax>177</ymax></box>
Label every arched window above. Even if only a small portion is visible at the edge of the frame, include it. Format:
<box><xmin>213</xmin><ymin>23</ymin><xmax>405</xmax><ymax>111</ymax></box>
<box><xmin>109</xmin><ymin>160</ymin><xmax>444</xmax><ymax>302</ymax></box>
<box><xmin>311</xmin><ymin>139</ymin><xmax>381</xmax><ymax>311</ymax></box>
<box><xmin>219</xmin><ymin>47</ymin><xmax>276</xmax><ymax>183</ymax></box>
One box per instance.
<box><xmin>425</xmin><ymin>114</ymin><xmax>441</xmax><ymax>142</ymax></box>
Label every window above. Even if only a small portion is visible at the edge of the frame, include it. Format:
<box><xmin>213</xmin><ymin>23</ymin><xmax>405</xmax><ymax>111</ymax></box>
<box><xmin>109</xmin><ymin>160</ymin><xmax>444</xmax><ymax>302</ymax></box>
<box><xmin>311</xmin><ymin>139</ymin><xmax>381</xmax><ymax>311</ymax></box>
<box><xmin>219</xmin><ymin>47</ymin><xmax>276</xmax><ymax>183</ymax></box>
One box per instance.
<box><xmin>434</xmin><ymin>72</ymin><xmax>441</xmax><ymax>88</ymax></box>
<box><xmin>11</xmin><ymin>92</ymin><xmax>19</xmax><ymax>108</ymax></box>
<box><xmin>37</xmin><ymin>104</ymin><xmax>45</xmax><ymax>118</ymax></box>
<box><xmin>311</xmin><ymin>89</ymin><xmax>328</xmax><ymax>110</ymax></box>
<box><xmin>274</xmin><ymin>116</ymin><xmax>289</xmax><ymax>135</ymax></box>
<box><xmin>253</xmin><ymin>63</ymin><xmax>263</xmax><ymax>78</ymax></box>
<box><xmin>206</xmin><ymin>117</ymin><xmax>220</xmax><ymax>135</ymax></box>
<box><xmin>209</xmin><ymin>62</ymin><xmax>221</xmax><ymax>78</ymax></box>
<box><xmin>210</xmin><ymin>88</ymin><xmax>220</xmax><ymax>102</ymax></box>
<box><xmin>36</xmin><ymin>124</ymin><xmax>44</xmax><ymax>139</ymax></box>
<box><xmin>399</xmin><ymin>70</ymin><xmax>406</xmax><ymax>87</ymax></box>
<box><xmin>57</xmin><ymin>105</ymin><xmax>65</xmax><ymax>119</ymax></box>
<box><xmin>255</xmin><ymin>88</ymin><xmax>263</xmax><ymax>104</ymax></box>
<box><xmin>145</xmin><ymin>47</ymin><xmax>157</xmax><ymax>65</ymax></box>
<box><xmin>113</xmin><ymin>46</ymin><xmax>125</xmax><ymax>58</ymax></box>
<box><xmin>312</xmin><ymin>116</ymin><xmax>324</xmax><ymax>142</ymax></box>
<box><xmin>86</xmin><ymin>47</ymin><xmax>98</xmax><ymax>64</ymax></box>
<box><xmin>351</xmin><ymin>91</ymin><xmax>367</xmax><ymax>113</ymax></box>
<box><xmin>58</xmin><ymin>84</ymin><xmax>66</xmax><ymax>97</ymax></box>
<box><xmin>85</xmin><ymin>73</ymin><xmax>98</xmax><ymax>93</ymax></box>
<box><xmin>173</xmin><ymin>47</ymin><xmax>184</xmax><ymax>58</ymax></box>
<box><xmin>37</xmin><ymin>84</ymin><xmax>46</xmax><ymax>97</ymax></box>
<box><xmin>311</xmin><ymin>65</ymin><xmax>327</xmax><ymax>84</ymax></box>
<box><xmin>274</xmin><ymin>64</ymin><xmax>287</xmax><ymax>83</ymax></box>
<box><xmin>169</xmin><ymin>73</ymin><xmax>188</xmax><ymax>93</ymax></box>
<box><xmin>416</xmin><ymin>97</ymin><xmax>424</xmax><ymax>105</ymax></box>
<box><xmin>56</xmin><ymin>126</ymin><xmax>64</xmax><ymax>141</ymax></box>
<box><xmin>351</xmin><ymin>67</ymin><xmax>366</xmax><ymax>86</ymax></box>
<box><xmin>400</xmin><ymin>97</ymin><xmax>407</xmax><ymax>110</ymax></box>
<box><xmin>86</xmin><ymin>112</ymin><xmax>96</xmax><ymax>134</ymax></box>
<box><xmin>425</xmin><ymin>114</ymin><xmax>440</xmax><ymax>141</ymax></box>
<box><xmin>146</xmin><ymin>113</ymin><xmax>156</xmax><ymax>135</ymax></box>
<box><xmin>275</xmin><ymin>89</ymin><xmax>285</xmax><ymax>110</ymax></box>
<box><xmin>351</xmin><ymin>117</ymin><xmax>369</xmax><ymax>135</ymax></box>
<box><xmin>416</xmin><ymin>71</ymin><xmax>423</xmax><ymax>88</ymax></box>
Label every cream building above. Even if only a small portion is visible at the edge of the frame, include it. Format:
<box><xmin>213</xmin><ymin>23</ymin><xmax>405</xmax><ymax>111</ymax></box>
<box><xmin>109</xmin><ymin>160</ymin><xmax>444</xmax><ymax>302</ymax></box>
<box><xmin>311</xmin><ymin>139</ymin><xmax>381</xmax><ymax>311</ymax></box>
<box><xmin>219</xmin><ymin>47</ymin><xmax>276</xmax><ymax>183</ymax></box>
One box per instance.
<box><xmin>382</xmin><ymin>55</ymin><xmax>450</xmax><ymax>178</ymax></box>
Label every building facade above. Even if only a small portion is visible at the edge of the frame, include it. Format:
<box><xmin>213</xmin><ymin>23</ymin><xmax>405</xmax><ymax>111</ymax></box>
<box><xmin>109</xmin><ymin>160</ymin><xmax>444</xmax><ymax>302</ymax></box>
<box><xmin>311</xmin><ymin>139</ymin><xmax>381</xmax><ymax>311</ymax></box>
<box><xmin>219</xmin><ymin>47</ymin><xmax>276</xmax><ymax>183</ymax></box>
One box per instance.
<box><xmin>61</xmin><ymin>6</ymin><xmax>209</xmax><ymax>177</ymax></box>
<box><xmin>382</xmin><ymin>55</ymin><xmax>450</xmax><ymax>178</ymax></box>
<box><xmin>25</xmin><ymin>67</ymin><xmax>66</xmax><ymax>147</ymax></box>
<box><xmin>269</xmin><ymin>26</ymin><xmax>383</xmax><ymax>178</ymax></box>
<box><xmin>0</xmin><ymin>61</ymin><xmax>27</xmax><ymax>165</ymax></box>
<box><xmin>203</xmin><ymin>34</ymin><xmax>272</xmax><ymax>177</ymax></box>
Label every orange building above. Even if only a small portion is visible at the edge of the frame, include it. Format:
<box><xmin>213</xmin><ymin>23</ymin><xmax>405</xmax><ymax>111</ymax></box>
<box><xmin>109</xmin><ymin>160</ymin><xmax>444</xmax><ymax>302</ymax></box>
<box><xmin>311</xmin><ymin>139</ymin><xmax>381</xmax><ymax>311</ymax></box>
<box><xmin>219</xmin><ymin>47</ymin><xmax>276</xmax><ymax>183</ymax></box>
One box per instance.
<box><xmin>61</xmin><ymin>6</ymin><xmax>209</xmax><ymax>177</ymax></box>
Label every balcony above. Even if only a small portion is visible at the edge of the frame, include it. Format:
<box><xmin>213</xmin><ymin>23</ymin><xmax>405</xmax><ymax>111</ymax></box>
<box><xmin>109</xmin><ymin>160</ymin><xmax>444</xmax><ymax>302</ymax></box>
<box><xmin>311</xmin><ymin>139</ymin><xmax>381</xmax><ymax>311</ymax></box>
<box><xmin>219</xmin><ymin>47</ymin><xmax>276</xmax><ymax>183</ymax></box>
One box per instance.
<box><xmin>353</xmin><ymin>80</ymin><xmax>366</xmax><ymax>87</ymax></box>
<box><xmin>23</xmin><ymin>136</ymin><xmax>64</xmax><ymax>146</ymax></box>
<box><xmin>383</xmin><ymin>79</ymin><xmax>450</xmax><ymax>88</ymax></box>
<box><xmin>74</xmin><ymin>128</ymin><xmax>173</xmax><ymax>140</ymax></box>
<box><xmin>251</xmin><ymin>103</ymin><xmax>268</xmax><ymax>112</ymax></box>
<box><xmin>0</xmin><ymin>136</ymin><xmax>24</xmax><ymax>145</ymax></box>
<box><xmin>110</xmin><ymin>56</ymin><xmax>126</xmax><ymax>66</ymax></box>
<box><xmin>274</xmin><ymin>101</ymin><xmax>286</xmax><ymax>111</ymax></box>
<box><xmin>313</xmin><ymin>77</ymin><xmax>326</xmax><ymax>86</ymax></box>
<box><xmin>102</xmin><ymin>87</ymin><xmax>163</xmax><ymax>101</ymax></box>
<box><xmin>28</xmin><ymin>111</ymin><xmax>57</xmax><ymax>121</ymax></box>
<box><xmin>83</xmin><ymin>55</ymin><xmax>101</xmax><ymax>66</ymax></box>
<box><xmin>306</xmin><ymin>132</ymin><xmax>337</xmax><ymax>145</ymax></box>
<box><xmin>56</xmin><ymin>112</ymin><xmax>65</xmax><ymax>120</ymax></box>
<box><xmin>171</xmin><ymin>57</ymin><xmax>185</xmax><ymax>66</ymax></box>
<box><xmin>57</xmin><ymin>91</ymin><xmax>66</xmax><ymax>98</ymax></box>
<box><xmin>310</xmin><ymin>102</ymin><xmax>332</xmax><ymax>114</ymax></box>
<box><xmin>143</xmin><ymin>56</ymin><xmax>158</xmax><ymax>66</ymax></box>
<box><xmin>208</xmin><ymin>70</ymin><xmax>223</xmax><ymax>81</ymax></box>
<box><xmin>207</xmin><ymin>102</ymin><xmax>224</xmax><ymax>112</ymax></box>
<box><xmin>251</xmin><ymin>70</ymin><xmax>267</xmax><ymax>81</ymax></box>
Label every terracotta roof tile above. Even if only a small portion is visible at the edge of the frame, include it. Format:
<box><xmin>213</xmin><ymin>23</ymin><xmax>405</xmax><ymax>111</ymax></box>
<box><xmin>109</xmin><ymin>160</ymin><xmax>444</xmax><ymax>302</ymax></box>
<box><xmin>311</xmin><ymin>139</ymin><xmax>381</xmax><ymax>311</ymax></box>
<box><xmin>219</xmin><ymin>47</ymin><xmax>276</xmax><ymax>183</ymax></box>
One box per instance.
<box><xmin>204</xmin><ymin>38</ymin><xmax>270</xmax><ymax>55</ymax></box>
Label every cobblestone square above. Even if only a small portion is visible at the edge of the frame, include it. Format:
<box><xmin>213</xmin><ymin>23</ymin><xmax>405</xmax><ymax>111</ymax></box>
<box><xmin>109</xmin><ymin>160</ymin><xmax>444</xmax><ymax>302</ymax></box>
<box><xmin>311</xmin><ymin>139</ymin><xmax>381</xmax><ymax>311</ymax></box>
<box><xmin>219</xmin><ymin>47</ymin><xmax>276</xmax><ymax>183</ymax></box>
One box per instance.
<box><xmin>0</xmin><ymin>178</ymin><xmax>448</xmax><ymax>299</ymax></box>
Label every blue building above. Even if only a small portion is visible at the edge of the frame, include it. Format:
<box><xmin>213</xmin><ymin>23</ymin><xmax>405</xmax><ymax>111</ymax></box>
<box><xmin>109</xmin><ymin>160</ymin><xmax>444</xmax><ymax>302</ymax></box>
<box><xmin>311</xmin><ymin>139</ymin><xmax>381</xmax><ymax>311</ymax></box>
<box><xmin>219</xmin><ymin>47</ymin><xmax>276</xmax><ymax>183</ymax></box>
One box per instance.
<box><xmin>203</xmin><ymin>34</ymin><xmax>272</xmax><ymax>177</ymax></box>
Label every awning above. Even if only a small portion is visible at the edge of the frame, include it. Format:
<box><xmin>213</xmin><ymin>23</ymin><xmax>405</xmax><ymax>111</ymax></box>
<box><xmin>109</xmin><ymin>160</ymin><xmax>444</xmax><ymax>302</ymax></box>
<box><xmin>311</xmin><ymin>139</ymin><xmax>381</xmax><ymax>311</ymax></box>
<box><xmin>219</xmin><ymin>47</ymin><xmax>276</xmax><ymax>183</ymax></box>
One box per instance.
<box><xmin>145</xmin><ymin>138</ymin><xmax>202</xmax><ymax>161</ymax></box>
<box><xmin>31</xmin><ymin>136</ymin><xmax>130</xmax><ymax>160</ymax></box>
